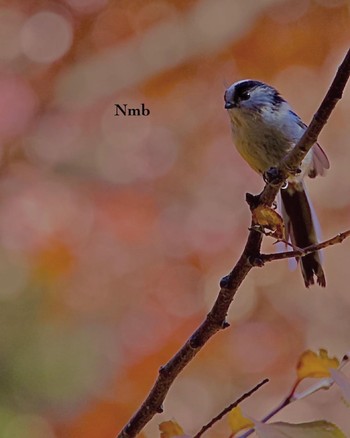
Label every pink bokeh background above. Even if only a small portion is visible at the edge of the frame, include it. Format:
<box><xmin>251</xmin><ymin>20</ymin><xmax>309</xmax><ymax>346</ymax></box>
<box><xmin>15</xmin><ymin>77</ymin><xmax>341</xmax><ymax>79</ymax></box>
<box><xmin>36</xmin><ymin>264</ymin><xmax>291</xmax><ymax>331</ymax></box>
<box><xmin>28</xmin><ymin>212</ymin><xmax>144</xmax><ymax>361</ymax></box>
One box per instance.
<box><xmin>0</xmin><ymin>1</ymin><xmax>350</xmax><ymax>437</ymax></box>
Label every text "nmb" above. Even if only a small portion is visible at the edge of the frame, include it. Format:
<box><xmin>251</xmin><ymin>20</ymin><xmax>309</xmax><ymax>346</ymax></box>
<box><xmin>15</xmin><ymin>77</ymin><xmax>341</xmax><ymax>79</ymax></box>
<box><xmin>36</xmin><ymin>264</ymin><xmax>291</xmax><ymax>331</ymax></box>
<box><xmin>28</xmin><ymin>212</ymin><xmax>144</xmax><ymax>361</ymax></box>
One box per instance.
<box><xmin>114</xmin><ymin>103</ymin><xmax>150</xmax><ymax>116</ymax></box>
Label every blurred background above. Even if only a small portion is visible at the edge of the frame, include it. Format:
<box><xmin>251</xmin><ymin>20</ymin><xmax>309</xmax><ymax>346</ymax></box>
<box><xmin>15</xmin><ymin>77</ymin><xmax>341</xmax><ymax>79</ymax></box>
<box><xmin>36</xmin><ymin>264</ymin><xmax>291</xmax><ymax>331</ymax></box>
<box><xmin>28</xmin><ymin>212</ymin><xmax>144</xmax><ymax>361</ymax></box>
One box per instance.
<box><xmin>0</xmin><ymin>0</ymin><xmax>350</xmax><ymax>437</ymax></box>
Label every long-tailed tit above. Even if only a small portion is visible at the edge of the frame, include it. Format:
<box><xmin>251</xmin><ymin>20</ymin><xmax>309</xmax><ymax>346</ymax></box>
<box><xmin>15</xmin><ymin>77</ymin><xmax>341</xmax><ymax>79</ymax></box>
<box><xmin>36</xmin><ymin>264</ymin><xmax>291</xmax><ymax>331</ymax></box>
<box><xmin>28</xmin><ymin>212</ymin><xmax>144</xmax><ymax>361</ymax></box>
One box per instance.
<box><xmin>224</xmin><ymin>80</ymin><xmax>330</xmax><ymax>287</ymax></box>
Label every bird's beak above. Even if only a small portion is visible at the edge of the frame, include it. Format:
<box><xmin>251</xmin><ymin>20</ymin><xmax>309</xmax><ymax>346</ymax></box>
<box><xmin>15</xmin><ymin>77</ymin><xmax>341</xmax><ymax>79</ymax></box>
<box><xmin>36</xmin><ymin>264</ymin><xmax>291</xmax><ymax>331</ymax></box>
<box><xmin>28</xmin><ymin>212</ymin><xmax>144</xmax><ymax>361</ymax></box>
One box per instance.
<box><xmin>224</xmin><ymin>101</ymin><xmax>236</xmax><ymax>109</ymax></box>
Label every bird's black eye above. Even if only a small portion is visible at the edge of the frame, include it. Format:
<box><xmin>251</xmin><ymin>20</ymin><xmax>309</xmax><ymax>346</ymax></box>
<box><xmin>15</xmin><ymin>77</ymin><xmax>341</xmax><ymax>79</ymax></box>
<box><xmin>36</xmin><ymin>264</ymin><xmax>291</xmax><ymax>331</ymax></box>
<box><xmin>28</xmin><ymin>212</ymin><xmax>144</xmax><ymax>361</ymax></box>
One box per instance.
<box><xmin>240</xmin><ymin>91</ymin><xmax>250</xmax><ymax>101</ymax></box>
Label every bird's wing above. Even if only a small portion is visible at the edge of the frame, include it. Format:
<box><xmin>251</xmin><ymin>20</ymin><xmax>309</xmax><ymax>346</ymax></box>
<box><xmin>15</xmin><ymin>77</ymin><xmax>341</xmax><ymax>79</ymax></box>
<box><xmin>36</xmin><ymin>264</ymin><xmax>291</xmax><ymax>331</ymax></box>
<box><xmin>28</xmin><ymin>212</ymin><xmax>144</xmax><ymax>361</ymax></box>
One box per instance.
<box><xmin>310</xmin><ymin>143</ymin><xmax>330</xmax><ymax>177</ymax></box>
<box><xmin>295</xmin><ymin>116</ymin><xmax>330</xmax><ymax>177</ymax></box>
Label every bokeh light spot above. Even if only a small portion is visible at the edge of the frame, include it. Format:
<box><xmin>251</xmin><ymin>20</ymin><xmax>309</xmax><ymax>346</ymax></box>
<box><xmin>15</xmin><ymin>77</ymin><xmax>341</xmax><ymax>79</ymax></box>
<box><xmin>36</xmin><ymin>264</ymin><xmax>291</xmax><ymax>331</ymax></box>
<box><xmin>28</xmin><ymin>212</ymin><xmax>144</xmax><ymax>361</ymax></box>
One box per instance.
<box><xmin>0</xmin><ymin>179</ymin><xmax>94</xmax><ymax>252</ymax></box>
<box><xmin>26</xmin><ymin>111</ymin><xmax>83</xmax><ymax>166</ymax></box>
<box><xmin>21</xmin><ymin>11</ymin><xmax>73</xmax><ymax>63</ymax></box>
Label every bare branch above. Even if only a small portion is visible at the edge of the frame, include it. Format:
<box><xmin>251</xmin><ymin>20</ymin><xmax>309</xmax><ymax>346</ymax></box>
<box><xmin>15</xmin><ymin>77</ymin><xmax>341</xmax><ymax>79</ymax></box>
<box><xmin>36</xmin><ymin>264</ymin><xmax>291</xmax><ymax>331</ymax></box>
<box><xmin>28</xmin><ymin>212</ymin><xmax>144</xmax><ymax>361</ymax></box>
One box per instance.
<box><xmin>261</xmin><ymin>230</ymin><xmax>350</xmax><ymax>263</ymax></box>
<box><xmin>116</xmin><ymin>48</ymin><xmax>350</xmax><ymax>438</ymax></box>
<box><xmin>193</xmin><ymin>378</ymin><xmax>269</xmax><ymax>438</ymax></box>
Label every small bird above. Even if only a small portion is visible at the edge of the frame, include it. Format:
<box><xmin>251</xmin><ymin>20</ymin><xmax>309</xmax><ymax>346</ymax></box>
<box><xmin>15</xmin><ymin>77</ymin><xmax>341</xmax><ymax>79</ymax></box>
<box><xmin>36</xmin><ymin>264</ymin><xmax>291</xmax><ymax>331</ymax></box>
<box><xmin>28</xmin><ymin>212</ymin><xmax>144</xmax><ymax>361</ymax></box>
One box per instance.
<box><xmin>224</xmin><ymin>79</ymin><xmax>330</xmax><ymax>287</ymax></box>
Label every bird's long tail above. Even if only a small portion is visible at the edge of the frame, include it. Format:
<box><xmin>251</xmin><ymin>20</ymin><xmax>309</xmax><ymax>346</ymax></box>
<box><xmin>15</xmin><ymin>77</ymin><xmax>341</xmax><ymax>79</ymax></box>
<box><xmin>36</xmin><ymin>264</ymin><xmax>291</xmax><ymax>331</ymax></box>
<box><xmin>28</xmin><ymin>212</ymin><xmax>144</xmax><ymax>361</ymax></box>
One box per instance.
<box><xmin>280</xmin><ymin>181</ymin><xmax>326</xmax><ymax>287</ymax></box>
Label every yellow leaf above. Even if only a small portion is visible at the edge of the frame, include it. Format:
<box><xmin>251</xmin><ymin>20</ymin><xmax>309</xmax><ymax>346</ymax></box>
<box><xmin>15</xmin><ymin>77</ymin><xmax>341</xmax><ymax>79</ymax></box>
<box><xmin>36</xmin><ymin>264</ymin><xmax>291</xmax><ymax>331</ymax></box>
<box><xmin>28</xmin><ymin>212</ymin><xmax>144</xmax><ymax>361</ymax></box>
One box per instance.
<box><xmin>297</xmin><ymin>349</ymin><xmax>339</xmax><ymax>381</ymax></box>
<box><xmin>159</xmin><ymin>420</ymin><xmax>184</xmax><ymax>438</ymax></box>
<box><xmin>252</xmin><ymin>205</ymin><xmax>285</xmax><ymax>240</ymax></box>
<box><xmin>228</xmin><ymin>406</ymin><xmax>254</xmax><ymax>436</ymax></box>
<box><xmin>255</xmin><ymin>420</ymin><xmax>346</xmax><ymax>438</ymax></box>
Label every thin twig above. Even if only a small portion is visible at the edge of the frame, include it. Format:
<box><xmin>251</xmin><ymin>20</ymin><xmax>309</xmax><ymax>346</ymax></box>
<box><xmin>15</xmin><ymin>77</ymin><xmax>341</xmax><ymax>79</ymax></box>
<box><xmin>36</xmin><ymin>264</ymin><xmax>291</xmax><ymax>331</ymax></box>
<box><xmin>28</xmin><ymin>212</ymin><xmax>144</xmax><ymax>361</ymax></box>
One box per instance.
<box><xmin>193</xmin><ymin>379</ymin><xmax>269</xmax><ymax>438</ymax></box>
<box><xmin>261</xmin><ymin>230</ymin><xmax>350</xmax><ymax>263</ymax></box>
<box><xmin>117</xmin><ymin>48</ymin><xmax>350</xmax><ymax>438</ymax></box>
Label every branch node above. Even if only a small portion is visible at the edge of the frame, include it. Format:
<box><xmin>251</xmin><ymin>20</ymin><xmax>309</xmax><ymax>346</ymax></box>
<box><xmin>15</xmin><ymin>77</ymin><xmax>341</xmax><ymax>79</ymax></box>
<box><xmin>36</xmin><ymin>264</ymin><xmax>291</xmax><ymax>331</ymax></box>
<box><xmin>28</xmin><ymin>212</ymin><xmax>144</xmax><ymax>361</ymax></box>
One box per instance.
<box><xmin>156</xmin><ymin>405</ymin><xmax>164</xmax><ymax>414</ymax></box>
<box><xmin>159</xmin><ymin>365</ymin><xmax>167</xmax><ymax>375</ymax></box>
<box><xmin>248</xmin><ymin>255</ymin><xmax>264</xmax><ymax>267</ymax></box>
<box><xmin>222</xmin><ymin>321</ymin><xmax>230</xmax><ymax>329</ymax></box>
<box><xmin>189</xmin><ymin>336</ymin><xmax>202</xmax><ymax>350</ymax></box>
<box><xmin>263</xmin><ymin>166</ymin><xmax>285</xmax><ymax>186</ymax></box>
<box><xmin>245</xmin><ymin>192</ymin><xmax>260</xmax><ymax>210</ymax></box>
<box><xmin>219</xmin><ymin>274</ymin><xmax>231</xmax><ymax>289</ymax></box>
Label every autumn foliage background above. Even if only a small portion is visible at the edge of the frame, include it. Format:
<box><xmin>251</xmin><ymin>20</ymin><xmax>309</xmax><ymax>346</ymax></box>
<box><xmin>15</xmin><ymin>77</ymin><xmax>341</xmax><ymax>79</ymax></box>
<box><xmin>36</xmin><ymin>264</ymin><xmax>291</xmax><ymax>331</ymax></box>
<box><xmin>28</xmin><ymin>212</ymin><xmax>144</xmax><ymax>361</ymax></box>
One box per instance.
<box><xmin>1</xmin><ymin>0</ymin><xmax>350</xmax><ymax>437</ymax></box>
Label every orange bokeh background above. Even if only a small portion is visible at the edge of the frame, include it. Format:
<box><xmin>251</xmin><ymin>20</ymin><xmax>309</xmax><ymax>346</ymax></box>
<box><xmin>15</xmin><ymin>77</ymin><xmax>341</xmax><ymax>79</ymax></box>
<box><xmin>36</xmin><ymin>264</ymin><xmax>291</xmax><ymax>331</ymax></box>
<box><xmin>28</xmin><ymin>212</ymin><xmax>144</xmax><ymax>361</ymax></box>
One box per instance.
<box><xmin>0</xmin><ymin>1</ymin><xmax>350</xmax><ymax>437</ymax></box>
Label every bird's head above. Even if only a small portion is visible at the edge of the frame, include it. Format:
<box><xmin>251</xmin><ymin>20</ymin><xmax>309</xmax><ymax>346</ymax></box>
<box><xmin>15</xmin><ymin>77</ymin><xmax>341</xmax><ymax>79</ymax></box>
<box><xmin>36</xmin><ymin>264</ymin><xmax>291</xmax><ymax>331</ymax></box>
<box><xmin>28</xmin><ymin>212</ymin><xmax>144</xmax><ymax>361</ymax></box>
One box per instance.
<box><xmin>224</xmin><ymin>79</ymin><xmax>285</xmax><ymax>114</ymax></box>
